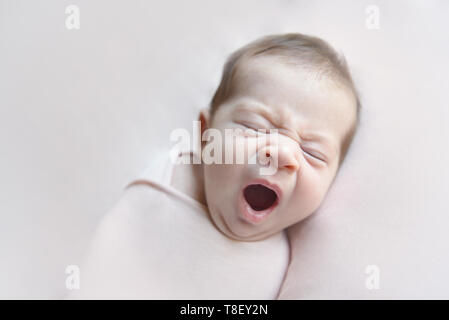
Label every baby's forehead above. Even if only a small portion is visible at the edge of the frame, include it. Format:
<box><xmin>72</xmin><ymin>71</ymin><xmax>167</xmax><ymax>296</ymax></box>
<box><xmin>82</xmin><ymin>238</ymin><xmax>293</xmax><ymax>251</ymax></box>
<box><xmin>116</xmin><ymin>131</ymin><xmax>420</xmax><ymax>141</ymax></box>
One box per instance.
<box><xmin>233</xmin><ymin>54</ymin><xmax>341</xmax><ymax>95</ymax></box>
<box><xmin>236</xmin><ymin>56</ymin><xmax>353</xmax><ymax>109</ymax></box>
<box><xmin>227</xmin><ymin>56</ymin><xmax>357</xmax><ymax>145</ymax></box>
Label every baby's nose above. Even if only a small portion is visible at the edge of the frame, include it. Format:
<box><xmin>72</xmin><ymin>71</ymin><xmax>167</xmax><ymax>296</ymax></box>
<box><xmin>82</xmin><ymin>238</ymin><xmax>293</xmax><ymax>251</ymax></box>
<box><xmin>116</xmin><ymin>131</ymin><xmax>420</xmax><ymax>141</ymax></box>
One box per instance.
<box><xmin>259</xmin><ymin>143</ymin><xmax>300</xmax><ymax>173</ymax></box>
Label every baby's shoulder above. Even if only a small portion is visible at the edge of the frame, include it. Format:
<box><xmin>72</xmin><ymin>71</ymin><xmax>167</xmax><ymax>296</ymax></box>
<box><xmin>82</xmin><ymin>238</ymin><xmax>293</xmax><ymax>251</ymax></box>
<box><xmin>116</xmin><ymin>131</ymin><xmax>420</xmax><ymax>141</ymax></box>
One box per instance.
<box><xmin>73</xmin><ymin>184</ymin><xmax>289</xmax><ymax>299</ymax></box>
<box><xmin>96</xmin><ymin>183</ymin><xmax>210</xmax><ymax>242</ymax></box>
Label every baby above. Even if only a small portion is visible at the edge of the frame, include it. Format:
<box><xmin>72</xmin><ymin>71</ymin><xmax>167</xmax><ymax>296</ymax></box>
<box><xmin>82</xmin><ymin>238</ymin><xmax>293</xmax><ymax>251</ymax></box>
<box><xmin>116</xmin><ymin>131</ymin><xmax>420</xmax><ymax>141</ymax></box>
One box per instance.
<box><xmin>71</xmin><ymin>33</ymin><xmax>360</xmax><ymax>299</ymax></box>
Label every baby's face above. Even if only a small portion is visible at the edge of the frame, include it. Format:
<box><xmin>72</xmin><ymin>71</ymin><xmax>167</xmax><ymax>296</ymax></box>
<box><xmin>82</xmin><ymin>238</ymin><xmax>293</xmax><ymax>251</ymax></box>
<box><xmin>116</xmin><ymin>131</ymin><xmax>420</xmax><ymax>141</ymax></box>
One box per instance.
<box><xmin>202</xmin><ymin>56</ymin><xmax>357</xmax><ymax>241</ymax></box>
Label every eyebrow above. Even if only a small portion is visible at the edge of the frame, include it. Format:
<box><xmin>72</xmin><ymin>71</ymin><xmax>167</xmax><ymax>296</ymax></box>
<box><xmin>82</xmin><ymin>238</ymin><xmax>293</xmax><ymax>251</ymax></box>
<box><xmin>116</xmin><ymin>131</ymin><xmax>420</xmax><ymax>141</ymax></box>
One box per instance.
<box><xmin>233</xmin><ymin>100</ymin><xmax>281</xmax><ymax>127</ymax></box>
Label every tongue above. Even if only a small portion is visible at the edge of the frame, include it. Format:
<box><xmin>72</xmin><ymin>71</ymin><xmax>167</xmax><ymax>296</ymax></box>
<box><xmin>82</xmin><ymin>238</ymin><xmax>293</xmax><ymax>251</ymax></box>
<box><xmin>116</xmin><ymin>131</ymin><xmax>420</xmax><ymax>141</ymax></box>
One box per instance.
<box><xmin>243</xmin><ymin>184</ymin><xmax>278</xmax><ymax>211</ymax></box>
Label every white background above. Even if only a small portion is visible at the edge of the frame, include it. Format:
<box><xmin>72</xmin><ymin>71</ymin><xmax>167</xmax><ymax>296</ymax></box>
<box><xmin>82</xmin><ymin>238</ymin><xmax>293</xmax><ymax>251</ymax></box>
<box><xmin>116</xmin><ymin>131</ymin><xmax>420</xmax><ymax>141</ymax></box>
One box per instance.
<box><xmin>1</xmin><ymin>0</ymin><xmax>448</xmax><ymax>298</ymax></box>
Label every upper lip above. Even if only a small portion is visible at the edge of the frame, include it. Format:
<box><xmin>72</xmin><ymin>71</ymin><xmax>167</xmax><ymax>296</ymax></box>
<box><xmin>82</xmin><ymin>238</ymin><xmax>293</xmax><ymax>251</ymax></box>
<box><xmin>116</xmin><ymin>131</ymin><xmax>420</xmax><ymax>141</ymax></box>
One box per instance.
<box><xmin>244</xmin><ymin>178</ymin><xmax>283</xmax><ymax>205</ymax></box>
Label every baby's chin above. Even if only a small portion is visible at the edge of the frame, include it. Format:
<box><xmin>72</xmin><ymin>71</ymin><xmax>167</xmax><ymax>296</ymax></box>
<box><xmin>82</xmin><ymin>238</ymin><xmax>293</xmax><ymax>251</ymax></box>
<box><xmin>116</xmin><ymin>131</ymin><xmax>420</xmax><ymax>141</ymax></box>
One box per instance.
<box><xmin>207</xmin><ymin>205</ymin><xmax>284</xmax><ymax>242</ymax></box>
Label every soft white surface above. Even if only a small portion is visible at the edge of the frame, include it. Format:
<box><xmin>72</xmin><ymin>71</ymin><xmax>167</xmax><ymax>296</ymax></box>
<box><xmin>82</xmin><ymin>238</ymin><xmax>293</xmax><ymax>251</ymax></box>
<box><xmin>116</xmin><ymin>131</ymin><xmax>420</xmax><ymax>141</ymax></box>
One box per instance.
<box><xmin>1</xmin><ymin>0</ymin><xmax>448</xmax><ymax>298</ymax></box>
<box><xmin>68</xmin><ymin>184</ymin><xmax>289</xmax><ymax>299</ymax></box>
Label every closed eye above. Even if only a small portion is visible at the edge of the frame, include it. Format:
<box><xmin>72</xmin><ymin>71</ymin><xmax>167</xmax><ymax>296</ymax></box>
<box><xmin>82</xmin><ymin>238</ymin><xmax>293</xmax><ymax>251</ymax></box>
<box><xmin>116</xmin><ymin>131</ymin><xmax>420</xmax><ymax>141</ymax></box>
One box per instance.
<box><xmin>236</xmin><ymin>122</ymin><xmax>268</xmax><ymax>135</ymax></box>
<box><xmin>301</xmin><ymin>147</ymin><xmax>326</xmax><ymax>163</ymax></box>
<box><xmin>237</xmin><ymin>120</ymin><xmax>328</xmax><ymax>163</ymax></box>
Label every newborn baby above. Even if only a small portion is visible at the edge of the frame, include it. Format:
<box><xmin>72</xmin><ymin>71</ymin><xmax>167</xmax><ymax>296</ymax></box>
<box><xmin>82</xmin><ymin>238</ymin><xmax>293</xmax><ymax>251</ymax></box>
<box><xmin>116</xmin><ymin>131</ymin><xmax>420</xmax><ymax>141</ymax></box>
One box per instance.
<box><xmin>71</xmin><ymin>33</ymin><xmax>360</xmax><ymax>299</ymax></box>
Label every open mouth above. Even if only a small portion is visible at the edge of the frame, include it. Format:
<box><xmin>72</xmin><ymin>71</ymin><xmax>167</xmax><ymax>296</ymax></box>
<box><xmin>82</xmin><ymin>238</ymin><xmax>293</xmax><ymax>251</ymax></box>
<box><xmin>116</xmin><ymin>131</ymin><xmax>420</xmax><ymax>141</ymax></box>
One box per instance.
<box><xmin>243</xmin><ymin>184</ymin><xmax>279</xmax><ymax>212</ymax></box>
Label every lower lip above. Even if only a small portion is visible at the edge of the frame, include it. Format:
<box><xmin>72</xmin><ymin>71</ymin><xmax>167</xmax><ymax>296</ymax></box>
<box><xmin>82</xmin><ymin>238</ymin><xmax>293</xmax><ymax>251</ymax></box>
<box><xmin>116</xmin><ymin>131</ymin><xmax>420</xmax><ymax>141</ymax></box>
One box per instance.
<box><xmin>238</xmin><ymin>190</ymin><xmax>278</xmax><ymax>224</ymax></box>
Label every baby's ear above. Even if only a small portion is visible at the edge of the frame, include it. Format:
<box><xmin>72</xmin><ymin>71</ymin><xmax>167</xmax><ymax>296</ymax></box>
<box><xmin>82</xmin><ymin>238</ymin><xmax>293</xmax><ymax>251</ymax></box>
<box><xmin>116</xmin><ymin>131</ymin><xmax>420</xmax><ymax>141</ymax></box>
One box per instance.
<box><xmin>198</xmin><ymin>109</ymin><xmax>211</xmax><ymax>137</ymax></box>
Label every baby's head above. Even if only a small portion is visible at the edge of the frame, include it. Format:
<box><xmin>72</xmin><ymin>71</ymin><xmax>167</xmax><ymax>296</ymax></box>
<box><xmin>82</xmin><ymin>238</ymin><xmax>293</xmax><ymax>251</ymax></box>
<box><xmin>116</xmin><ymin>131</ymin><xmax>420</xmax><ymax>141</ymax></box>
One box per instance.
<box><xmin>198</xmin><ymin>33</ymin><xmax>360</xmax><ymax>241</ymax></box>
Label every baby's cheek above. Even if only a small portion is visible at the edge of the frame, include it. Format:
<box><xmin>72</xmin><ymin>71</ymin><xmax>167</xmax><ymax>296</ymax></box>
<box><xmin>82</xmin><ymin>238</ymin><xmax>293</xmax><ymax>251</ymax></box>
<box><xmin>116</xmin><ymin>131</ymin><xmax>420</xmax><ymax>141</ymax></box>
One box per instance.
<box><xmin>203</xmin><ymin>161</ymin><xmax>244</xmax><ymax>204</ymax></box>
<box><xmin>295</xmin><ymin>169</ymin><xmax>330</xmax><ymax>214</ymax></box>
<box><xmin>221</xmin><ymin>133</ymin><xmax>259</xmax><ymax>165</ymax></box>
